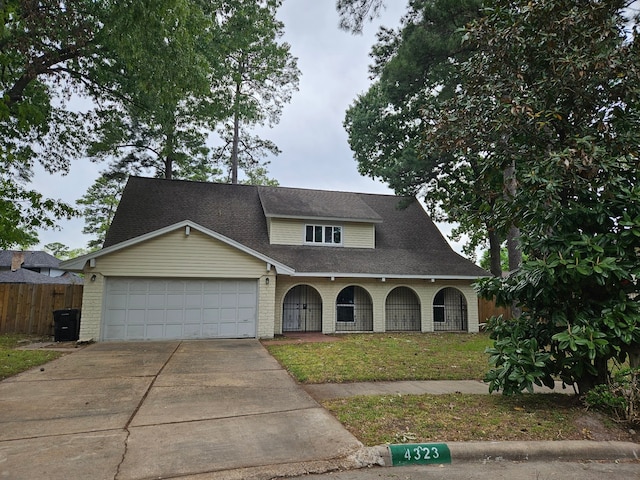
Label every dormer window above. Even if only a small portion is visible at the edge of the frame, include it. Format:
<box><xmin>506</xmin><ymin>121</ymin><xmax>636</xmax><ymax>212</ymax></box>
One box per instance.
<box><xmin>305</xmin><ymin>225</ymin><xmax>342</xmax><ymax>245</ymax></box>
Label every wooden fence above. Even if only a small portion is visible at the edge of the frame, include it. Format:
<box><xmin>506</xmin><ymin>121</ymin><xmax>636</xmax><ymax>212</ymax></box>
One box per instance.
<box><xmin>478</xmin><ymin>297</ymin><xmax>512</xmax><ymax>325</ymax></box>
<box><xmin>0</xmin><ymin>284</ymin><xmax>83</xmax><ymax>336</ymax></box>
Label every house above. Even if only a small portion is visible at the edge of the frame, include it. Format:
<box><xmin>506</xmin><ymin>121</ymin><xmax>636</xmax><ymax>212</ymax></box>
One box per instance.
<box><xmin>60</xmin><ymin>176</ymin><xmax>489</xmax><ymax>341</ymax></box>
<box><xmin>0</xmin><ymin>250</ymin><xmax>82</xmax><ymax>284</ymax></box>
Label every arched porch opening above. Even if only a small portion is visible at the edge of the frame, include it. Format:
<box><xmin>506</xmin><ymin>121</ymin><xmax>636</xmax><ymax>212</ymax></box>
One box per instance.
<box><xmin>282</xmin><ymin>285</ymin><xmax>322</xmax><ymax>332</ymax></box>
<box><xmin>433</xmin><ymin>287</ymin><xmax>468</xmax><ymax>331</ymax></box>
<box><xmin>335</xmin><ymin>285</ymin><xmax>373</xmax><ymax>332</ymax></box>
<box><xmin>385</xmin><ymin>286</ymin><xmax>421</xmax><ymax>331</ymax></box>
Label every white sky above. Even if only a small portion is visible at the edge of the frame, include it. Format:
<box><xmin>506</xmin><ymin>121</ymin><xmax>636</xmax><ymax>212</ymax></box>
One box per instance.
<box><xmin>32</xmin><ymin>1</ymin><xmax>469</xmax><ymax>257</ymax></box>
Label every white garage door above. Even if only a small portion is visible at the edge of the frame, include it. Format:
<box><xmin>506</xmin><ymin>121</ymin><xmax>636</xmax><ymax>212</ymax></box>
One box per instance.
<box><xmin>103</xmin><ymin>278</ymin><xmax>257</xmax><ymax>340</ymax></box>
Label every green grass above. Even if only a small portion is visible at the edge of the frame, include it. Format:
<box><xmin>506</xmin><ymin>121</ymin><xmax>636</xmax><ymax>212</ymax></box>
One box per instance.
<box><xmin>0</xmin><ymin>334</ymin><xmax>63</xmax><ymax>381</ymax></box>
<box><xmin>265</xmin><ymin>332</ymin><xmax>492</xmax><ymax>383</ymax></box>
<box><xmin>323</xmin><ymin>393</ymin><xmax>612</xmax><ymax>446</ymax></box>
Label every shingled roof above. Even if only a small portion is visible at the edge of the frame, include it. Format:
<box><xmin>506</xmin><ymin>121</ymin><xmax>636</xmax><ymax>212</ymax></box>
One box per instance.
<box><xmin>0</xmin><ymin>250</ymin><xmax>60</xmax><ymax>270</ymax></box>
<box><xmin>103</xmin><ymin>176</ymin><xmax>487</xmax><ymax>278</ymax></box>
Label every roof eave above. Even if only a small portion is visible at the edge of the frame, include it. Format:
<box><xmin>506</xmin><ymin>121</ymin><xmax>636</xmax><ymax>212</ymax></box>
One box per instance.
<box><xmin>264</xmin><ymin>213</ymin><xmax>383</xmax><ymax>224</ymax></box>
<box><xmin>286</xmin><ymin>272</ymin><xmax>488</xmax><ymax>280</ymax></box>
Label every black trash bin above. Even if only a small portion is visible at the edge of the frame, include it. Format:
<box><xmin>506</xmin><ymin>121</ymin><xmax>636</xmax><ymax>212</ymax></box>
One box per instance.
<box><xmin>53</xmin><ymin>309</ymin><xmax>81</xmax><ymax>342</ymax></box>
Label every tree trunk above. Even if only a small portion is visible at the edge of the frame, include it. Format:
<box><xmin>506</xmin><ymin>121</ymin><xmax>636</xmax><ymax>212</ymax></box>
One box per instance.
<box><xmin>230</xmin><ymin>61</ymin><xmax>244</xmax><ymax>185</ymax></box>
<box><xmin>503</xmin><ymin>159</ymin><xmax>521</xmax><ymax>272</ymax></box>
<box><xmin>163</xmin><ymin>117</ymin><xmax>176</xmax><ymax>180</ymax></box>
<box><xmin>231</xmin><ymin>106</ymin><xmax>240</xmax><ymax>184</ymax></box>
<box><xmin>488</xmin><ymin>228</ymin><xmax>502</xmax><ymax>277</ymax></box>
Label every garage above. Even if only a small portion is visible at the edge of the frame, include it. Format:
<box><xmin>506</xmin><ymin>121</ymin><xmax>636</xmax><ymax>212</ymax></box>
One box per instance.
<box><xmin>103</xmin><ymin>278</ymin><xmax>257</xmax><ymax>340</ymax></box>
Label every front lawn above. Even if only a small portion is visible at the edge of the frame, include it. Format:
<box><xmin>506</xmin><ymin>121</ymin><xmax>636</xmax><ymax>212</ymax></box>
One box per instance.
<box><xmin>0</xmin><ymin>334</ymin><xmax>63</xmax><ymax>381</ymax></box>
<box><xmin>265</xmin><ymin>332</ymin><xmax>636</xmax><ymax>444</ymax></box>
<box><xmin>264</xmin><ymin>332</ymin><xmax>492</xmax><ymax>383</ymax></box>
<box><xmin>323</xmin><ymin>393</ymin><xmax>630</xmax><ymax>445</ymax></box>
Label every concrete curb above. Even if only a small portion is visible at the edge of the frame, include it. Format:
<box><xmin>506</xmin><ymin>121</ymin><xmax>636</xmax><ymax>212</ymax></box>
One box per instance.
<box><xmin>354</xmin><ymin>441</ymin><xmax>640</xmax><ymax>467</ymax></box>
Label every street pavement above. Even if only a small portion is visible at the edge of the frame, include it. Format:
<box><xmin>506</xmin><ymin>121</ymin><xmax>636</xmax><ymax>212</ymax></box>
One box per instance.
<box><xmin>1</xmin><ymin>339</ymin><xmax>638</xmax><ymax>480</ymax></box>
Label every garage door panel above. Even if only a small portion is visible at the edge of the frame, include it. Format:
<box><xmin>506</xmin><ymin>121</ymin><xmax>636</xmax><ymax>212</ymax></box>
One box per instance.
<box><xmin>165</xmin><ymin>324</ymin><xmax>183</xmax><ymax>338</ymax></box>
<box><xmin>166</xmin><ymin>309</ymin><xmax>183</xmax><ymax>322</ymax></box>
<box><xmin>166</xmin><ymin>294</ymin><xmax>184</xmax><ymax>308</ymax></box>
<box><xmin>103</xmin><ymin>278</ymin><xmax>257</xmax><ymax>340</ymax></box>
<box><xmin>106</xmin><ymin>294</ymin><xmax>127</xmax><ymax>309</ymax></box>
<box><xmin>126</xmin><ymin>325</ymin><xmax>145</xmax><ymax>339</ymax></box>
<box><xmin>146</xmin><ymin>324</ymin><xmax>164</xmax><ymax>338</ymax></box>
<box><xmin>148</xmin><ymin>294</ymin><xmax>166</xmax><ymax>308</ymax></box>
<box><xmin>185</xmin><ymin>294</ymin><xmax>203</xmax><ymax>307</ymax></box>
<box><xmin>238</xmin><ymin>321</ymin><xmax>254</xmax><ymax>337</ymax></box>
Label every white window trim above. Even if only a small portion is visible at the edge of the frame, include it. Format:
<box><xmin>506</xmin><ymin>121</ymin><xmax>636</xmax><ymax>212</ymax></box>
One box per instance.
<box><xmin>304</xmin><ymin>224</ymin><xmax>343</xmax><ymax>246</ymax></box>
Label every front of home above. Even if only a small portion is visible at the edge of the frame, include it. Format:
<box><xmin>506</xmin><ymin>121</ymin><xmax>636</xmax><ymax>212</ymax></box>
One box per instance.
<box><xmin>61</xmin><ymin>177</ymin><xmax>488</xmax><ymax>341</ymax></box>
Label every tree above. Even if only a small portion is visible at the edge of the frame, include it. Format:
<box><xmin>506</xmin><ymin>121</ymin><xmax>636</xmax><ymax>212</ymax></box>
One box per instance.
<box><xmin>76</xmin><ymin>170</ymin><xmax>129</xmax><ymax>249</ymax></box>
<box><xmin>336</xmin><ymin>0</ymin><xmax>386</xmax><ymax>33</ymax></box>
<box><xmin>44</xmin><ymin>242</ymin><xmax>94</xmax><ymax>260</ymax></box>
<box><xmin>430</xmin><ymin>0</ymin><xmax>640</xmax><ymax>395</ymax></box>
<box><xmin>0</xmin><ymin>0</ymin><xmax>215</xmax><ymax>247</ymax></box>
<box><xmin>212</xmin><ymin>127</ymin><xmax>280</xmax><ymax>184</ymax></box>
<box><xmin>215</xmin><ymin>0</ymin><xmax>299</xmax><ymax>184</ymax></box>
<box><xmin>343</xmin><ymin>1</ymin><xmax>506</xmax><ymax>268</ymax></box>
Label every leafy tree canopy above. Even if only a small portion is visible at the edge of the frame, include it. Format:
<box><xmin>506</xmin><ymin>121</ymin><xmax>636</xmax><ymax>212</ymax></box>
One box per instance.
<box><xmin>435</xmin><ymin>0</ymin><xmax>640</xmax><ymax>395</ymax></box>
<box><xmin>1</xmin><ymin>0</ymin><xmax>224</xmax><ymax>247</ymax></box>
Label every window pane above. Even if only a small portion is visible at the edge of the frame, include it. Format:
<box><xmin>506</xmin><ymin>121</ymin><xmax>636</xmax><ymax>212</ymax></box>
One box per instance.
<box><xmin>324</xmin><ymin>226</ymin><xmax>332</xmax><ymax>243</ymax></box>
<box><xmin>314</xmin><ymin>226</ymin><xmax>323</xmax><ymax>242</ymax></box>
<box><xmin>333</xmin><ymin>227</ymin><xmax>341</xmax><ymax>244</ymax></box>
<box><xmin>305</xmin><ymin>225</ymin><xmax>313</xmax><ymax>242</ymax></box>
<box><xmin>337</xmin><ymin>286</ymin><xmax>354</xmax><ymax>304</ymax></box>
<box><xmin>337</xmin><ymin>305</ymin><xmax>355</xmax><ymax>322</ymax></box>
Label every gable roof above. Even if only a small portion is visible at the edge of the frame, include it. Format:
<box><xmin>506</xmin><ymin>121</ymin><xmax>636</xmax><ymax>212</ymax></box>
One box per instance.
<box><xmin>0</xmin><ymin>250</ymin><xmax>60</xmax><ymax>270</ymax></box>
<box><xmin>96</xmin><ymin>176</ymin><xmax>487</xmax><ymax>279</ymax></box>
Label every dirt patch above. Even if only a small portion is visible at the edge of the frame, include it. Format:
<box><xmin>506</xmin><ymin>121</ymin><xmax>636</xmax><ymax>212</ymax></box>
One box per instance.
<box><xmin>574</xmin><ymin>412</ymin><xmax>636</xmax><ymax>442</ymax></box>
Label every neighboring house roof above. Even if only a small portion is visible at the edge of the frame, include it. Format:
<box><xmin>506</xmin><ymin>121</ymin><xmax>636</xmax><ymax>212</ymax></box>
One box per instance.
<box><xmin>85</xmin><ymin>176</ymin><xmax>488</xmax><ymax>279</ymax></box>
<box><xmin>0</xmin><ymin>268</ymin><xmax>82</xmax><ymax>284</ymax></box>
<box><xmin>0</xmin><ymin>250</ymin><xmax>60</xmax><ymax>270</ymax></box>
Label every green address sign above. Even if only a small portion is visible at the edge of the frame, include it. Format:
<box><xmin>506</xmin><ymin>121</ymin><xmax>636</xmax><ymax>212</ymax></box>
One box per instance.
<box><xmin>388</xmin><ymin>443</ymin><xmax>451</xmax><ymax>466</ymax></box>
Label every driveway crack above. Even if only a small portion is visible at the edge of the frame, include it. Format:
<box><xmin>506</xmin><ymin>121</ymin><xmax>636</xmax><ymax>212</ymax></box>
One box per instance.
<box><xmin>114</xmin><ymin>341</ymin><xmax>182</xmax><ymax>479</ymax></box>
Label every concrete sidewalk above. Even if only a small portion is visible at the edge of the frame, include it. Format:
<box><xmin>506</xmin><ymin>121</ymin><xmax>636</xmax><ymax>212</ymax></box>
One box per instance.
<box><xmin>303</xmin><ymin>379</ymin><xmax>570</xmax><ymax>401</ymax></box>
<box><xmin>0</xmin><ymin>340</ymin><xmax>362</xmax><ymax>480</ymax></box>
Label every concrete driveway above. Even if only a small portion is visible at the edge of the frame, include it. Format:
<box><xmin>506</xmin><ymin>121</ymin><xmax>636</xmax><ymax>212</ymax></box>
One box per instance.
<box><xmin>0</xmin><ymin>340</ymin><xmax>362</xmax><ymax>480</ymax></box>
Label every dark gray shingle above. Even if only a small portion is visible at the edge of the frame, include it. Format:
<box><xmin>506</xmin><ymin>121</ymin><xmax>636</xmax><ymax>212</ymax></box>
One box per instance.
<box><xmin>104</xmin><ymin>177</ymin><xmax>488</xmax><ymax>278</ymax></box>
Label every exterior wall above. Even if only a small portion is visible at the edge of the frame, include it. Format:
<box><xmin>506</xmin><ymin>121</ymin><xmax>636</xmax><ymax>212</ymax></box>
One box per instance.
<box><xmin>257</xmin><ymin>271</ymin><xmax>276</xmax><ymax>339</ymax></box>
<box><xmin>80</xmin><ymin>229</ymin><xmax>274</xmax><ymax>341</ymax></box>
<box><xmin>268</xmin><ymin>218</ymin><xmax>303</xmax><ymax>245</ymax></box>
<box><xmin>268</xmin><ymin>218</ymin><xmax>375</xmax><ymax>249</ymax></box>
<box><xmin>78</xmin><ymin>273</ymin><xmax>105</xmax><ymax>341</ymax></box>
<box><xmin>274</xmin><ymin>277</ymin><xmax>480</xmax><ymax>335</ymax></box>
<box><xmin>343</xmin><ymin>223</ymin><xmax>375</xmax><ymax>248</ymax></box>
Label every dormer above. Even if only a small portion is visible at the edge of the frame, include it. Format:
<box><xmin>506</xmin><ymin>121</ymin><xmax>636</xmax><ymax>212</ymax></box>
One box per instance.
<box><xmin>258</xmin><ymin>187</ymin><xmax>382</xmax><ymax>249</ymax></box>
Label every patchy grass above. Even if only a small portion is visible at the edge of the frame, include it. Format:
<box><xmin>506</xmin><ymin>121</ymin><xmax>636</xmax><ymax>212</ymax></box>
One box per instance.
<box><xmin>265</xmin><ymin>332</ymin><xmax>492</xmax><ymax>383</ymax></box>
<box><xmin>0</xmin><ymin>334</ymin><xmax>62</xmax><ymax>381</ymax></box>
<box><xmin>323</xmin><ymin>393</ymin><xmax>631</xmax><ymax>445</ymax></box>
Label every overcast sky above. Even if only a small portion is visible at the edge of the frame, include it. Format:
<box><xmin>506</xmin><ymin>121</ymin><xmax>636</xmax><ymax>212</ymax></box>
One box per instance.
<box><xmin>32</xmin><ymin>1</ymin><xmax>469</xmax><ymax>257</ymax></box>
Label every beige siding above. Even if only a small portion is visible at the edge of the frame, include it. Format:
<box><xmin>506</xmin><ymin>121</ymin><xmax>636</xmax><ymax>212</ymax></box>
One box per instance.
<box><xmin>257</xmin><ymin>272</ymin><xmax>276</xmax><ymax>339</ymax></box>
<box><xmin>269</xmin><ymin>218</ymin><xmax>303</xmax><ymax>245</ymax></box>
<box><xmin>343</xmin><ymin>223</ymin><xmax>375</xmax><ymax>248</ymax></box>
<box><xmin>95</xmin><ymin>229</ymin><xmax>267</xmax><ymax>278</ymax></box>
<box><xmin>78</xmin><ymin>273</ymin><xmax>104</xmax><ymax>342</ymax></box>
<box><xmin>269</xmin><ymin>218</ymin><xmax>375</xmax><ymax>249</ymax></box>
